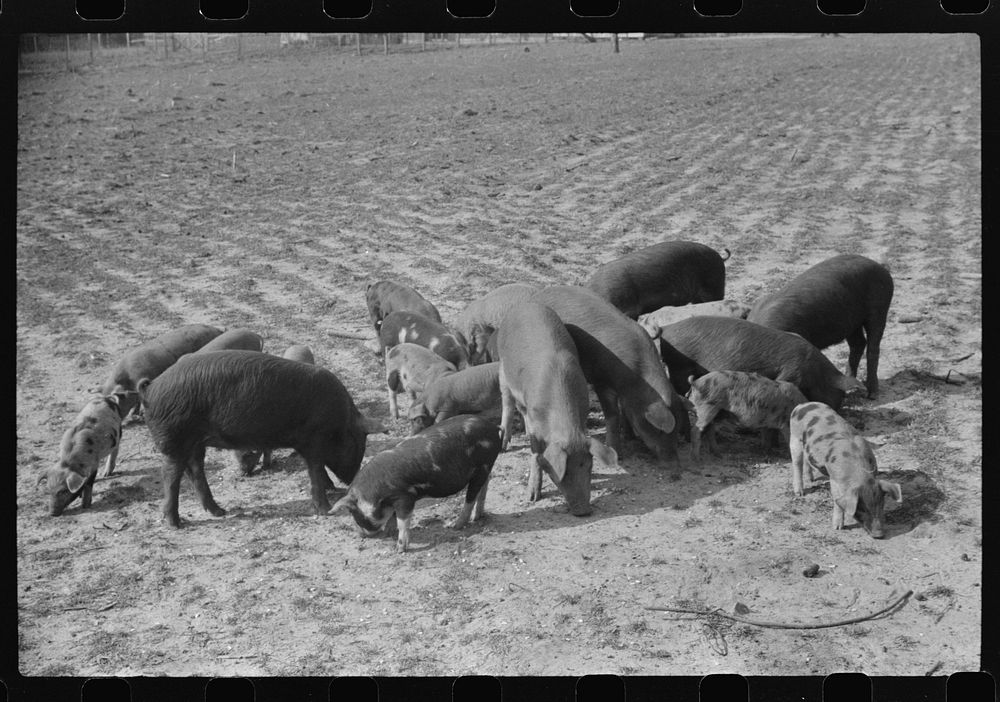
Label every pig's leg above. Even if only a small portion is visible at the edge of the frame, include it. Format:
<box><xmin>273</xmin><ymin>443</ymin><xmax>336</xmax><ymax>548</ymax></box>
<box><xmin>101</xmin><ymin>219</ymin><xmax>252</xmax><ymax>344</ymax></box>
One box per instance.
<box><xmin>527</xmin><ymin>452</ymin><xmax>544</xmax><ymax>503</ymax></box>
<box><xmin>388</xmin><ymin>385</ymin><xmax>399</xmax><ymax>420</ymax></box>
<box><xmin>80</xmin><ymin>473</ymin><xmax>96</xmax><ymax>509</ymax></box>
<box><xmin>498</xmin><ymin>367</ymin><xmax>516</xmax><ymax>450</ymax></box>
<box><xmin>471</xmin><ymin>472</ymin><xmax>490</xmax><ymax>522</ymax></box>
<box><xmin>789</xmin><ymin>433</ymin><xmax>805</xmax><ymax>496</ymax></box>
<box><xmin>863</xmin><ymin>312</ymin><xmax>887</xmax><ymax>399</ymax></box>
<box><xmin>99</xmin><ymin>442</ymin><xmax>119</xmax><ymax>479</ymax></box>
<box><xmin>161</xmin><ymin>456</ymin><xmax>187</xmax><ymax>528</ymax></box>
<box><xmin>778</xmin><ymin>425</ymin><xmax>792</xmax><ymax>456</ymax></box>
<box><xmin>304</xmin><ymin>458</ymin><xmax>333</xmax><ymax>515</ymax></box>
<box><xmin>393</xmin><ymin>497</ymin><xmax>416</xmax><ymax>552</ymax></box>
<box><xmin>693</xmin><ymin>405</ymin><xmax>720</xmax><ymax>459</ymax></box>
<box><xmin>845</xmin><ymin>327</ymin><xmax>867</xmax><ymax>379</ymax></box>
<box><xmin>261</xmin><ymin>450</ymin><xmax>273</xmax><ymax>470</ymax></box>
<box><xmin>594</xmin><ymin>386</ymin><xmax>623</xmax><ymax>456</ymax></box>
<box><xmin>235</xmin><ymin>449</ymin><xmax>258</xmax><ymax>476</ymax></box>
<box><xmin>187</xmin><ymin>446</ymin><xmax>226</xmax><ymax>517</ymax></box>
<box><xmin>451</xmin><ymin>466</ymin><xmax>491</xmax><ymax>528</ymax></box>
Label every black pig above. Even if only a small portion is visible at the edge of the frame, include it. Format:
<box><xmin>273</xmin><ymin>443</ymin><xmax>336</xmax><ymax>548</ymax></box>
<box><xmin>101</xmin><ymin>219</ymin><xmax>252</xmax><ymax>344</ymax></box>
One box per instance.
<box><xmin>139</xmin><ymin>350</ymin><xmax>386</xmax><ymax>527</ymax></box>
<box><xmin>747</xmin><ymin>254</ymin><xmax>894</xmax><ymax>398</ymax></box>
<box><xmin>655</xmin><ymin>316</ymin><xmax>866</xmax><ymax>411</ymax></box>
<box><xmin>585</xmin><ymin>240</ymin><xmax>730</xmax><ymax>320</ymax></box>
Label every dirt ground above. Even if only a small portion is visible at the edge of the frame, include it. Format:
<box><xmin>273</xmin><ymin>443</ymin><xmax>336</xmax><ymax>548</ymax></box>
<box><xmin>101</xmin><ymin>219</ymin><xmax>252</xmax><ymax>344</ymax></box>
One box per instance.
<box><xmin>16</xmin><ymin>33</ymin><xmax>982</xmax><ymax>679</ymax></box>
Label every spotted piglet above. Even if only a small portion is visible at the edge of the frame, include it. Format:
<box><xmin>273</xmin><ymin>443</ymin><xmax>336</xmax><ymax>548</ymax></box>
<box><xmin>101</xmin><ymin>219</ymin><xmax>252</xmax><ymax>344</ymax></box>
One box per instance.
<box><xmin>329</xmin><ymin>414</ymin><xmax>501</xmax><ymax>553</ymax></box>
<box><xmin>41</xmin><ymin>393</ymin><xmax>129</xmax><ymax>515</ymax></box>
<box><xmin>788</xmin><ymin>402</ymin><xmax>902</xmax><ymax>539</ymax></box>
<box><xmin>686</xmin><ymin>371</ymin><xmax>807</xmax><ymax>460</ymax></box>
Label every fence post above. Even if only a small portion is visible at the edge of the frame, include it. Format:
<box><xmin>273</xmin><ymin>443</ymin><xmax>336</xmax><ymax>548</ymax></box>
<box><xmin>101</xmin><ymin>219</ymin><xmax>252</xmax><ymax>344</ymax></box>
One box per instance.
<box><xmin>237</xmin><ymin>33</ymin><xmax>243</xmax><ymax>59</ymax></box>
<box><xmin>355</xmin><ymin>33</ymin><xmax>361</xmax><ymax>56</ymax></box>
<box><xmin>33</xmin><ymin>34</ymin><xmax>39</xmax><ymax>52</ymax></box>
<box><xmin>455</xmin><ymin>33</ymin><xmax>460</xmax><ymax>48</ymax></box>
<box><xmin>65</xmin><ymin>33</ymin><xmax>71</xmax><ymax>70</ymax></box>
<box><xmin>164</xmin><ymin>33</ymin><xmax>169</xmax><ymax>58</ymax></box>
<box><xmin>421</xmin><ymin>33</ymin><xmax>426</xmax><ymax>51</ymax></box>
<box><xmin>383</xmin><ymin>33</ymin><xmax>388</xmax><ymax>55</ymax></box>
<box><xmin>612</xmin><ymin>33</ymin><xmax>620</xmax><ymax>53</ymax></box>
<box><xmin>88</xmin><ymin>33</ymin><xmax>94</xmax><ymax>63</ymax></box>
<box><xmin>202</xmin><ymin>33</ymin><xmax>207</xmax><ymax>55</ymax></box>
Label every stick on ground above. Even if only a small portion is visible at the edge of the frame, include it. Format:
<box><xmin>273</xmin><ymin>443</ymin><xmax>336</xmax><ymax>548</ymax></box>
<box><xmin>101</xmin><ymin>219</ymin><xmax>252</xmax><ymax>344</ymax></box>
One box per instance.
<box><xmin>644</xmin><ymin>590</ymin><xmax>913</xmax><ymax>630</ymax></box>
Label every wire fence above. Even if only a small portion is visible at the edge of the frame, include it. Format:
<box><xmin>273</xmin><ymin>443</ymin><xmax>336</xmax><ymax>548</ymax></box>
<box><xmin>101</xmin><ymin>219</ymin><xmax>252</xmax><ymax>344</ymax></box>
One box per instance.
<box><xmin>17</xmin><ymin>33</ymin><xmax>665</xmax><ymax>72</ymax></box>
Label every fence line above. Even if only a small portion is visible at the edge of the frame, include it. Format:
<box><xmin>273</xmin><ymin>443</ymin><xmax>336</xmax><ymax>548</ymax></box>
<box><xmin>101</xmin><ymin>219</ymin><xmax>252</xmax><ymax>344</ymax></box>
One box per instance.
<box><xmin>18</xmin><ymin>33</ymin><xmax>663</xmax><ymax>72</ymax></box>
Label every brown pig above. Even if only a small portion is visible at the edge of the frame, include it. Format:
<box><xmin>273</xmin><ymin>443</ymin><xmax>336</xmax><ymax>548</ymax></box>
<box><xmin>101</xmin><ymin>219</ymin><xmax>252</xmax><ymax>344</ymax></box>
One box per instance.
<box><xmin>100</xmin><ymin>323</ymin><xmax>223</xmax><ymax>418</ymax></box>
<box><xmin>497</xmin><ymin>301</ymin><xmax>618</xmax><ymax>516</ymax></box>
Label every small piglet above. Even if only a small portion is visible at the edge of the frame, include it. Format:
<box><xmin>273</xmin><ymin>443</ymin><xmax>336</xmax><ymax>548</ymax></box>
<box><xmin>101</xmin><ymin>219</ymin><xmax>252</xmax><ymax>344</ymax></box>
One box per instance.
<box><xmin>686</xmin><ymin>371</ymin><xmax>807</xmax><ymax>459</ymax></box>
<box><xmin>748</xmin><ymin>254</ymin><xmax>894</xmax><ymax>398</ymax></box>
<box><xmin>40</xmin><ymin>394</ymin><xmax>128</xmax><ymax>515</ymax></box>
<box><xmin>378</xmin><ymin>311</ymin><xmax>470</xmax><ymax>370</ymax></box>
<box><xmin>639</xmin><ymin>300</ymin><xmax>750</xmax><ymax>338</ymax></box>
<box><xmin>329</xmin><ymin>414</ymin><xmax>501</xmax><ymax>553</ymax></box>
<box><xmin>100</xmin><ymin>323</ymin><xmax>223</xmax><ymax>418</ymax></box>
<box><xmin>196</xmin><ymin>328</ymin><xmax>265</xmax><ymax>354</ymax></box>
<box><xmin>365</xmin><ymin>280</ymin><xmax>442</xmax><ymax>331</ymax></box>
<box><xmin>789</xmin><ymin>402</ymin><xmax>902</xmax><ymax>539</ymax></box>
<box><xmin>139</xmin><ymin>350</ymin><xmax>385</xmax><ymax>527</ymax></box>
<box><xmin>585</xmin><ymin>240</ymin><xmax>730</xmax><ymax>319</ymax></box>
<box><xmin>409</xmin><ymin>362</ymin><xmax>502</xmax><ymax>434</ymax></box>
<box><xmin>384</xmin><ymin>342</ymin><xmax>457</xmax><ymax>419</ymax></box>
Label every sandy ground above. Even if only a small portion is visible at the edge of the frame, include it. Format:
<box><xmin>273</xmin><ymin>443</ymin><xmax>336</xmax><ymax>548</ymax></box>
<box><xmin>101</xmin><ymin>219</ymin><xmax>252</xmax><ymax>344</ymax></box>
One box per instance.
<box><xmin>16</xmin><ymin>33</ymin><xmax>982</xmax><ymax>680</ymax></box>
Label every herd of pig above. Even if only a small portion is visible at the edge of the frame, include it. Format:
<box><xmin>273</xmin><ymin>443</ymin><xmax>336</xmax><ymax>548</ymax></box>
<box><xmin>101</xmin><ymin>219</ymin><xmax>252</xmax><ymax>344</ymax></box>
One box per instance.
<box><xmin>39</xmin><ymin>240</ymin><xmax>905</xmax><ymax>549</ymax></box>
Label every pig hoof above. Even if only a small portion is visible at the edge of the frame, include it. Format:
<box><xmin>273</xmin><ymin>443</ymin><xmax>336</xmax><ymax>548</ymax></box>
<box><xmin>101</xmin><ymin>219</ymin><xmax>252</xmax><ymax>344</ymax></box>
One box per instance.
<box><xmin>447</xmin><ymin>519</ymin><xmax>468</xmax><ymax>530</ymax></box>
<box><xmin>209</xmin><ymin>506</ymin><xmax>227</xmax><ymax>517</ymax></box>
<box><xmin>164</xmin><ymin>516</ymin><xmax>183</xmax><ymax>529</ymax></box>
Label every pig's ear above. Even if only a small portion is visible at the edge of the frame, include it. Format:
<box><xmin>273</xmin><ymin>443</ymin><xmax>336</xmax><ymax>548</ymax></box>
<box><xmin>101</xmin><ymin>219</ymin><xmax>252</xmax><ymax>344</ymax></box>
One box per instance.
<box><xmin>588</xmin><ymin>438</ymin><xmax>618</xmax><ymax>469</ymax></box>
<box><xmin>328</xmin><ymin>493</ymin><xmax>356</xmax><ymax>516</ymax></box>
<box><xmin>835</xmin><ymin>489</ymin><xmax>860</xmax><ymax>526</ymax></box>
<box><xmin>639</xmin><ymin>320</ymin><xmax>660</xmax><ymax>338</ymax></box>
<box><xmin>644</xmin><ymin>402</ymin><xmax>676</xmax><ymax>434</ymax></box>
<box><xmin>36</xmin><ymin>470</ymin><xmax>50</xmax><ymax>488</ymax></box>
<box><xmin>360</xmin><ymin>415</ymin><xmax>388</xmax><ymax>434</ymax></box>
<box><xmin>879</xmin><ymin>480</ymin><xmax>902</xmax><ymax>503</ymax></box>
<box><xmin>64</xmin><ymin>470</ymin><xmax>88</xmax><ymax>494</ymax></box>
<box><xmin>406</xmin><ymin>404</ymin><xmax>428</xmax><ymax>421</ymax></box>
<box><xmin>547</xmin><ymin>451</ymin><xmax>568</xmax><ymax>483</ymax></box>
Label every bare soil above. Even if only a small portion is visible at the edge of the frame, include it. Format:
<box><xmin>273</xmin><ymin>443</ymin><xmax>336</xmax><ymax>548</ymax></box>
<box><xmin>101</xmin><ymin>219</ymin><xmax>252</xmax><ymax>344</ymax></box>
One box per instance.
<box><xmin>16</xmin><ymin>33</ymin><xmax>981</xmax><ymax>678</ymax></box>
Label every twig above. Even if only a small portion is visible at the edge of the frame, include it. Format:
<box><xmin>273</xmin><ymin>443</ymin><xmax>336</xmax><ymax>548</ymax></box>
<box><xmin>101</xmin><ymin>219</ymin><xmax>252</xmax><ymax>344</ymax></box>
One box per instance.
<box><xmin>789</xmin><ymin>147</ymin><xmax>798</xmax><ymax>162</ymax></box>
<box><xmin>926</xmin><ymin>661</ymin><xmax>943</xmax><ymax>676</ymax></box>
<box><xmin>328</xmin><ymin>329</ymin><xmax>372</xmax><ymax>341</ymax></box>
<box><xmin>219</xmin><ymin>654</ymin><xmax>258</xmax><ymax>660</ymax></box>
<box><xmin>644</xmin><ymin>590</ymin><xmax>912</xmax><ymax>630</ymax></box>
<box><xmin>948</xmin><ymin>352</ymin><xmax>974</xmax><ymax>363</ymax></box>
